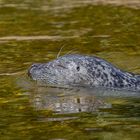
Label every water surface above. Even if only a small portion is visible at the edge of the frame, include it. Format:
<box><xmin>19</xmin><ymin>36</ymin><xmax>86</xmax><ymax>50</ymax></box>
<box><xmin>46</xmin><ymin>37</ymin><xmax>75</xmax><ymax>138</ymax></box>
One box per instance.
<box><xmin>0</xmin><ymin>0</ymin><xmax>140</xmax><ymax>139</ymax></box>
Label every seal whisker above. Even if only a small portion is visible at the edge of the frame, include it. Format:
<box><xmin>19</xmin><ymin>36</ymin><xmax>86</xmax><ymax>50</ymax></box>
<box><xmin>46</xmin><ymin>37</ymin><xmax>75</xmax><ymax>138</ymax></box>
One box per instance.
<box><xmin>56</xmin><ymin>44</ymin><xmax>65</xmax><ymax>58</ymax></box>
<box><xmin>65</xmin><ymin>48</ymin><xmax>77</xmax><ymax>56</ymax></box>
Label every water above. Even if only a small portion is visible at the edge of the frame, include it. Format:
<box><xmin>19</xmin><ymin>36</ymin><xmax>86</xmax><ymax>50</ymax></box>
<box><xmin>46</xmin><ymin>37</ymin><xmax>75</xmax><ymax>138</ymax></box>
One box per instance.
<box><xmin>0</xmin><ymin>0</ymin><xmax>140</xmax><ymax>139</ymax></box>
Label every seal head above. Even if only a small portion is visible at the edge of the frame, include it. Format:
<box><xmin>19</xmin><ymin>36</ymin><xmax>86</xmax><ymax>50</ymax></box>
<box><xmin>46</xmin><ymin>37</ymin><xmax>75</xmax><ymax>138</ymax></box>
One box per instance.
<box><xmin>28</xmin><ymin>54</ymin><xmax>140</xmax><ymax>91</ymax></box>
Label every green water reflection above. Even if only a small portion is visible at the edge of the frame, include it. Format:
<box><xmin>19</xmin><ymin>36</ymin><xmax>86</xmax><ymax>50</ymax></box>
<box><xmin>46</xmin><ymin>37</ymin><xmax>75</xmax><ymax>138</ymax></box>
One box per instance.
<box><xmin>0</xmin><ymin>0</ymin><xmax>140</xmax><ymax>139</ymax></box>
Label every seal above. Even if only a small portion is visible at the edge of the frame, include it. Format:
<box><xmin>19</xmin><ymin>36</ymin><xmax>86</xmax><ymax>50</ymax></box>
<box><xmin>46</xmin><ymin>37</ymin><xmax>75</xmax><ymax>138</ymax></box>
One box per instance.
<box><xmin>28</xmin><ymin>54</ymin><xmax>140</xmax><ymax>91</ymax></box>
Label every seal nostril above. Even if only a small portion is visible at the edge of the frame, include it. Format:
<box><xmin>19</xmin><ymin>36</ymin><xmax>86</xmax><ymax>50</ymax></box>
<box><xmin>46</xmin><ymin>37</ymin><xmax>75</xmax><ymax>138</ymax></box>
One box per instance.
<box><xmin>28</xmin><ymin>63</ymin><xmax>42</xmax><ymax>79</ymax></box>
<box><xmin>28</xmin><ymin>63</ymin><xmax>39</xmax><ymax>78</ymax></box>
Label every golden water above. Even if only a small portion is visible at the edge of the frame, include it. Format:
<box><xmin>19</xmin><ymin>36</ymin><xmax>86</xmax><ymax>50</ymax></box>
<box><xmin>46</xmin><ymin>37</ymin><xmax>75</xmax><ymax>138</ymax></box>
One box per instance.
<box><xmin>0</xmin><ymin>0</ymin><xmax>140</xmax><ymax>139</ymax></box>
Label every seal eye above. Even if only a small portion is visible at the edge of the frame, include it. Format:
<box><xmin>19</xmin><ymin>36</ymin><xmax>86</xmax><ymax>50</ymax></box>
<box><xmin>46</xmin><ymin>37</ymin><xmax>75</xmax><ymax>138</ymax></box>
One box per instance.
<box><xmin>76</xmin><ymin>66</ymin><xmax>80</xmax><ymax>71</ymax></box>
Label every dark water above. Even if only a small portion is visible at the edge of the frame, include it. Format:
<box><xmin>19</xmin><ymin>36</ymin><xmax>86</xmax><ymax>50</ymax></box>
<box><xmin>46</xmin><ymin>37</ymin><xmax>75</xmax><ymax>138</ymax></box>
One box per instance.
<box><xmin>0</xmin><ymin>0</ymin><xmax>140</xmax><ymax>139</ymax></box>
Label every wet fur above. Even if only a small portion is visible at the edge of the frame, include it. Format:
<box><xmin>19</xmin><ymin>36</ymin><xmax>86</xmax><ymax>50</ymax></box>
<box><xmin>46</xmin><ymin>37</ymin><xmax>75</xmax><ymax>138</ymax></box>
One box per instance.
<box><xmin>28</xmin><ymin>54</ymin><xmax>140</xmax><ymax>91</ymax></box>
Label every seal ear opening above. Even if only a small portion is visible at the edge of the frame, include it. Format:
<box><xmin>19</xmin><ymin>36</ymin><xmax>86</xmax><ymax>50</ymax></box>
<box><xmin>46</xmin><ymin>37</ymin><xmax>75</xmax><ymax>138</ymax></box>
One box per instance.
<box><xmin>76</xmin><ymin>66</ymin><xmax>80</xmax><ymax>71</ymax></box>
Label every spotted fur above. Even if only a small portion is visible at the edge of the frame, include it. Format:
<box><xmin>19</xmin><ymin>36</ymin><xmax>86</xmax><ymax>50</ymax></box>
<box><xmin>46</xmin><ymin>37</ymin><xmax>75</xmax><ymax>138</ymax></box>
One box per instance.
<box><xmin>28</xmin><ymin>54</ymin><xmax>140</xmax><ymax>91</ymax></box>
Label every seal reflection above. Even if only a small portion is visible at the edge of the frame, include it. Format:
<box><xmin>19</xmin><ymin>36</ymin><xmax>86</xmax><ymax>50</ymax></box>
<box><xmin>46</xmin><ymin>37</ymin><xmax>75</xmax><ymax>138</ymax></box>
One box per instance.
<box><xmin>29</xmin><ymin>87</ymin><xmax>112</xmax><ymax>114</ymax></box>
